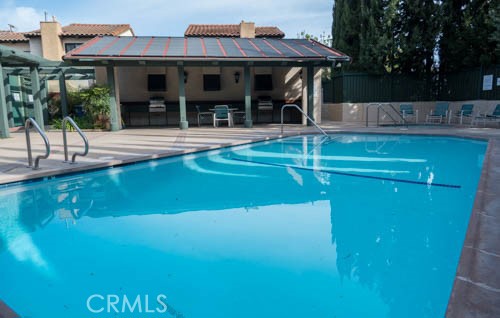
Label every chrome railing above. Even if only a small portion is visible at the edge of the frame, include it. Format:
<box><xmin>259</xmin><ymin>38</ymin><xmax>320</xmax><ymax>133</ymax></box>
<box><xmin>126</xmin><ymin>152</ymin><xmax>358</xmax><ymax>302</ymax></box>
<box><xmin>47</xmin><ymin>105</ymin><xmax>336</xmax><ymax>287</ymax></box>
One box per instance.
<box><xmin>366</xmin><ymin>103</ymin><xmax>407</xmax><ymax>127</ymax></box>
<box><xmin>280</xmin><ymin>104</ymin><xmax>329</xmax><ymax>138</ymax></box>
<box><xmin>25</xmin><ymin>118</ymin><xmax>50</xmax><ymax>170</ymax></box>
<box><xmin>62</xmin><ymin>116</ymin><xmax>89</xmax><ymax>164</ymax></box>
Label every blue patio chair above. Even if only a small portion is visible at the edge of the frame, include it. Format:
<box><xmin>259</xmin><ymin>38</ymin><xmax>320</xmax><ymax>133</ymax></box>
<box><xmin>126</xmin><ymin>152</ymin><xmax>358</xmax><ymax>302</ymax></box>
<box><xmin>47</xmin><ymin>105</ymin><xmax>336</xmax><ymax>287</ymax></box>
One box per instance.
<box><xmin>449</xmin><ymin>104</ymin><xmax>474</xmax><ymax>125</ymax></box>
<box><xmin>195</xmin><ymin>105</ymin><xmax>212</xmax><ymax>127</ymax></box>
<box><xmin>213</xmin><ymin>105</ymin><xmax>233</xmax><ymax>127</ymax></box>
<box><xmin>426</xmin><ymin>102</ymin><xmax>449</xmax><ymax>124</ymax></box>
<box><xmin>399</xmin><ymin>104</ymin><xmax>418</xmax><ymax>123</ymax></box>
<box><xmin>473</xmin><ymin>104</ymin><xmax>500</xmax><ymax>127</ymax></box>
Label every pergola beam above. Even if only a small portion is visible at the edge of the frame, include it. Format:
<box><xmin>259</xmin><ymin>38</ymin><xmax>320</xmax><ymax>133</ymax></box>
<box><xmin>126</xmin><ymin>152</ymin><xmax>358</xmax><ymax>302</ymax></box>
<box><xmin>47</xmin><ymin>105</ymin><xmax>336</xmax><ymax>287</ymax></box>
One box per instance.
<box><xmin>30</xmin><ymin>66</ymin><xmax>44</xmax><ymax>129</ymax></box>
<box><xmin>0</xmin><ymin>63</ymin><xmax>11</xmax><ymax>138</ymax></box>
<box><xmin>2</xmin><ymin>68</ymin><xmax>14</xmax><ymax>127</ymax></box>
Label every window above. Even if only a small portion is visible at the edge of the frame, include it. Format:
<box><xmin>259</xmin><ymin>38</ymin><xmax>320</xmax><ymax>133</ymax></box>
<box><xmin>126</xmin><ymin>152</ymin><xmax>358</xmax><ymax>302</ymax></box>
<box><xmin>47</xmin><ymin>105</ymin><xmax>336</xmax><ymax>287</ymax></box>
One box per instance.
<box><xmin>203</xmin><ymin>74</ymin><xmax>221</xmax><ymax>91</ymax></box>
<box><xmin>254</xmin><ymin>74</ymin><xmax>273</xmax><ymax>91</ymax></box>
<box><xmin>148</xmin><ymin>74</ymin><xmax>167</xmax><ymax>92</ymax></box>
<box><xmin>64</xmin><ymin>42</ymin><xmax>83</xmax><ymax>53</ymax></box>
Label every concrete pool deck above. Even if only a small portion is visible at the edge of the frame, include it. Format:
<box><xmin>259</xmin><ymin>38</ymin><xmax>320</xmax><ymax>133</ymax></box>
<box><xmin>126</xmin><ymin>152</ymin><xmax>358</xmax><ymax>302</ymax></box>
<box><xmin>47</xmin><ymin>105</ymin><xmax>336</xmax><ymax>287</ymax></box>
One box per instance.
<box><xmin>0</xmin><ymin>122</ymin><xmax>499</xmax><ymax>317</ymax></box>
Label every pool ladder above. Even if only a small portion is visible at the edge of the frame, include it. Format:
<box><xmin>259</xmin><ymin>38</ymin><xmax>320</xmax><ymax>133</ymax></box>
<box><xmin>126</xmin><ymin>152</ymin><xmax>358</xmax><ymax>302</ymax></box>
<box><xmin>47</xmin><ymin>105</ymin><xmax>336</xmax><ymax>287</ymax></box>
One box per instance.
<box><xmin>25</xmin><ymin>117</ymin><xmax>89</xmax><ymax>170</ymax></box>
<box><xmin>280</xmin><ymin>104</ymin><xmax>329</xmax><ymax>138</ymax></box>
<box><xmin>62</xmin><ymin>116</ymin><xmax>89</xmax><ymax>164</ymax></box>
<box><xmin>25</xmin><ymin>118</ymin><xmax>50</xmax><ymax>170</ymax></box>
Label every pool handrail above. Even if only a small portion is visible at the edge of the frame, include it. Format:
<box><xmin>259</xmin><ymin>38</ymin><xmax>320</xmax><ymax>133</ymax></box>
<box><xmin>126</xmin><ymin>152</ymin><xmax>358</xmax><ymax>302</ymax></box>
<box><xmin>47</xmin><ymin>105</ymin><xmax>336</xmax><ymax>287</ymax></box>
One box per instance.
<box><xmin>366</xmin><ymin>103</ymin><xmax>407</xmax><ymax>127</ymax></box>
<box><xmin>25</xmin><ymin>118</ymin><xmax>50</xmax><ymax>170</ymax></box>
<box><xmin>280</xmin><ymin>104</ymin><xmax>329</xmax><ymax>138</ymax></box>
<box><xmin>62</xmin><ymin>116</ymin><xmax>89</xmax><ymax>164</ymax></box>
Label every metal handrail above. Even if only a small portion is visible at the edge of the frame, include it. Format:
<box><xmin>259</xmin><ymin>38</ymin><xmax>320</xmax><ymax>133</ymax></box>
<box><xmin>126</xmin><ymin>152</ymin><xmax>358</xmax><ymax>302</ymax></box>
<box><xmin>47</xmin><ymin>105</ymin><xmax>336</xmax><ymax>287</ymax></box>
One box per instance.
<box><xmin>62</xmin><ymin>116</ymin><xmax>89</xmax><ymax>163</ymax></box>
<box><xmin>25</xmin><ymin>118</ymin><xmax>50</xmax><ymax>170</ymax></box>
<box><xmin>280</xmin><ymin>104</ymin><xmax>329</xmax><ymax>138</ymax></box>
<box><xmin>366</xmin><ymin>103</ymin><xmax>407</xmax><ymax>127</ymax></box>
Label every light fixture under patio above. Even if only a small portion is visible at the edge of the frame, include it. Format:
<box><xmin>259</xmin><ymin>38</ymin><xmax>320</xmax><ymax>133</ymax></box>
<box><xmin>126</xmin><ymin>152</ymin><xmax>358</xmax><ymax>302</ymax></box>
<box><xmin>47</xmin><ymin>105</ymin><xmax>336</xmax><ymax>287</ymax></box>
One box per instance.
<box><xmin>234</xmin><ymin>71</ymin><xmax>240</xmax><ymax>83</ymax></box>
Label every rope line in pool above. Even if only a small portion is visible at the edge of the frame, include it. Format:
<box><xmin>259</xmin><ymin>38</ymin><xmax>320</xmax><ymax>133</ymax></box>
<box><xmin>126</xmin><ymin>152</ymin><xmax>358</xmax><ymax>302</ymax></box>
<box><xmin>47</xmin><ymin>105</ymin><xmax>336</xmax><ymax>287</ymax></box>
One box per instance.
<box><xmin>230</xmin><ymin>157</ymin><xmax>461</xmax><ymax>189</ymax></box>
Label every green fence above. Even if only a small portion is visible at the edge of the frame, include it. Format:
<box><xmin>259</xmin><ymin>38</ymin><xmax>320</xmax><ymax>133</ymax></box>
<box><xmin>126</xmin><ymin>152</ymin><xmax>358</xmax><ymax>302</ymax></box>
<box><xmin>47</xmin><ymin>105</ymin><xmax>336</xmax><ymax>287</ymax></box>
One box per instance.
<box><xmin>323</xmin><ymin>65</ymin><xmax>500</xmax><ymax>103</ymax></box>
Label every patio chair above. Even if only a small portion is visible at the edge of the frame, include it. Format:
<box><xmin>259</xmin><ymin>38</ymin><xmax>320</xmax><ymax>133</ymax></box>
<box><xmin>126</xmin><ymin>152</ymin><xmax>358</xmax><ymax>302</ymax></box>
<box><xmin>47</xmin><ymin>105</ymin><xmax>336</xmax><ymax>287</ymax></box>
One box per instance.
<box><xmin>232</xmin><ymin>107</ymin><xmax>246</xmax><ymax>124</ymax></box>
<box><xmin>399</xmin><ymin>104</ymin><xmax>418</xmax><ymax>123</ymax></box>
<box><xmin>213</xmin><ymin>105</ymin><xmax>233</xmax><ymax>127</ymax></box>
<box><xmin>472</xmin><ymin>104</ymin><xmax>500</xmax><ymax>127</ymax></box>
<box><xmin>195</xmin><ymin>105</ymin><xmax>212</xmax><ymax>127</ymax></box>
<box><xmin>426</xmin><ymin>102</ymin><xmax>449</xmax><ymax>124</ymax></box>
<box><xmin>448</xmin><ymin>104</ymin><xmax>474</xmax><ymax>125</ymax></box>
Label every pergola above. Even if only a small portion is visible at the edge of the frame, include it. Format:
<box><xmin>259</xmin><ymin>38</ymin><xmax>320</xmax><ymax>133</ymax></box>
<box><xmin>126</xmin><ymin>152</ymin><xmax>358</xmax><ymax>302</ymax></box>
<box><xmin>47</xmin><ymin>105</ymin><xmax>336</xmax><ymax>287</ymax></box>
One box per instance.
<box><xmin>0</xmin><ymin>44</ymin><xmax>95</xmax><ymax>138</ymax></box>
<box><xmin>63</xmin><ymin>36</ymin><xmax>350</xmax><ymax>130</ymax></box>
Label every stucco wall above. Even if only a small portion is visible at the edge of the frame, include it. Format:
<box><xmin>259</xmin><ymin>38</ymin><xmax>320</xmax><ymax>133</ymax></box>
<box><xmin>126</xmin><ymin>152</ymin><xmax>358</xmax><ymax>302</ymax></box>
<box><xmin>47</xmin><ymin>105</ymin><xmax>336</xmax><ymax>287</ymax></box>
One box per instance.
<box><xmin>29</xmin><ymin>38</ymin><xmax>42</xmax><ymax>56</ymax></box>
<box><xmin>114</xmin><ymin>66</ymin><xmax>304</xmax><ymax>103</ymax></box>
<box><xmin>0</xmin><ymin>42</ymin><xmax>30</xmax><ymax>52</ymax></box>
<box><xmin>322</xmin><ymin>100</ymin><xmax>500</xmax><ymax>123</ymax></box>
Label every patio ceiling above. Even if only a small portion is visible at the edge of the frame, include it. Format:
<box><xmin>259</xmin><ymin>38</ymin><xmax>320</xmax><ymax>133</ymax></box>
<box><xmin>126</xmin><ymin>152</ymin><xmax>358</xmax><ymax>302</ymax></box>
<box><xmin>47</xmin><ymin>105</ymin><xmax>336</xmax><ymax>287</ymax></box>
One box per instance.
<box><xmin>63</xmin><ymin>36</ymin><xmax>350</xmax><ymax>66</ymax></box>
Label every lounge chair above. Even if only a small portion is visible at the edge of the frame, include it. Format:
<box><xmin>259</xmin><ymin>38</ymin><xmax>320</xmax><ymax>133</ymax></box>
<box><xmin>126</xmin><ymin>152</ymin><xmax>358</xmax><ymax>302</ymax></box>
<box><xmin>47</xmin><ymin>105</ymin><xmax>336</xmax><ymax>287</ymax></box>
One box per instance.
<box><xmin>213</xmin><ymin>105</ymin><xmax>233</xmax><ymax>127</ymax></box>
<box><xmin>399</xmin><ymin>104</ymin><xmax>418</xmax><ymax>123</ymax></box>
<box><xmin>195</xmin><ymin>105</ymin><xmax>212</xmax><ymax>127</ymax></box>
<box><xmin>473</xmin><ymin>104</ymin><xmax>500</xmax><ymax>127</ymax></box>
<box><xmin>448</xmin><ymin>104</ymin><xmax>474</xmax><ymax>125</ymax></box>
<box><xmin>426</xmin><ymin>102</ymin><xmax>449</xmax><ymax>123</ymax></box>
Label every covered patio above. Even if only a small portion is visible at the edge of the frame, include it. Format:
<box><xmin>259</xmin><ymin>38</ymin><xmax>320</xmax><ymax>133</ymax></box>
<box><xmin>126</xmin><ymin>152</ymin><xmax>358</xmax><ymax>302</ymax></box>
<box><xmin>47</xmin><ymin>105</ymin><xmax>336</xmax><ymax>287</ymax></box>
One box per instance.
<box><xmin>63</xmin><ymin>36</ymin><xmax>350</xmax><ymax>130</ymax></box>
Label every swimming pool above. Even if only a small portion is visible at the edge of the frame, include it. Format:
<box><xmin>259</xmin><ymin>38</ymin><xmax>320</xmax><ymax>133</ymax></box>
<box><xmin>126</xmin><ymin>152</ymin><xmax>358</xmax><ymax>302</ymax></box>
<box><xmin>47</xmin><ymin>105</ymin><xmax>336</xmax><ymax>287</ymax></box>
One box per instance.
<box><xmin>0</xmin><ymin>134</ymin><xmax>487</xmax><ymax>318</ymax></box>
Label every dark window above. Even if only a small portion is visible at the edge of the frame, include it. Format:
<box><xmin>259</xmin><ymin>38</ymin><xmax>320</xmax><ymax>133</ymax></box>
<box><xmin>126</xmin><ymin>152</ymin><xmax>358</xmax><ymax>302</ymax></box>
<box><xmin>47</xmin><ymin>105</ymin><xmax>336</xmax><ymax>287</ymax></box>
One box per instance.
<box><xmin>254</xmin><ymin>74</ymin><xmax>273</xmax><ymax>91</ymax></box>
<box><xmin>203</xmin><ymin>74</ymin><xmax>221</xmax><ymax>91</ymax></box>
<box><xmin>64</xmin><ymin>43</ymin><xmax>83</xmax><ymax>52</ymax></box>
<box><xmin>148</xmin><ymin>74</ymin><xmax>167</xmax><ymax>91</ymax></box>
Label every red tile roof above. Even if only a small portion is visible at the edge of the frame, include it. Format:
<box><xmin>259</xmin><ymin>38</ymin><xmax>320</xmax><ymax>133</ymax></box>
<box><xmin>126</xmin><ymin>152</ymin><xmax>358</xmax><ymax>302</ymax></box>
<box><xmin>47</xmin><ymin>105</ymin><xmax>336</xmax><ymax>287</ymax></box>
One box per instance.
<box><xmin>185</xmin><ymin>24</ymin><xmax>285</xmax><ymax>38</ymax></box>
<box><xmin>24</xmin><ymin>24</ymin><xmax>134</xmax><ymax>37</ymax></box>
<box><xmin>0</xmin><ymin>30</ymin><xmax>28</xmax><ymax>42</ymax></box>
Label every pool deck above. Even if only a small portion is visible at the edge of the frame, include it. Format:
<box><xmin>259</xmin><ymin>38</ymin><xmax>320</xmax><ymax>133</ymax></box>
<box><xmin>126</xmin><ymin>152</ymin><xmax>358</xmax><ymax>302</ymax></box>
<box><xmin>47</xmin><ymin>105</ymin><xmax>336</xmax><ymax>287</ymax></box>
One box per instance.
<box><xmin>0</xmin><ymin>122</ymin><xmax>499</xmax><ymax>317</ymax></box>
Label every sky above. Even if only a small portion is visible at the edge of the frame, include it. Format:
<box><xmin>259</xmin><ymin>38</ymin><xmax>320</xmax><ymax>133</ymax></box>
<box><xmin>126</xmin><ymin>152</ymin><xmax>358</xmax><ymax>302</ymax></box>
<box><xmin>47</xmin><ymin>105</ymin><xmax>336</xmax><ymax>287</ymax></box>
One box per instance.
<box><xmin>0</xmin><ymin>0</ymin><xmax>333</xmax><ymax>39</ymax></box>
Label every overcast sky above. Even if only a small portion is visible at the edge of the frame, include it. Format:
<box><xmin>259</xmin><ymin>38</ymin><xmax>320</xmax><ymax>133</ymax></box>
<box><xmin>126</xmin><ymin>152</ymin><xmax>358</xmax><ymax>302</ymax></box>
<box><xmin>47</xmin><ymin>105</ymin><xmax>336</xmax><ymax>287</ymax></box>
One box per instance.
<box><xmin>0</xmin><ymin>0</ymin><xmax>333</xmax><ymax>39</ymax></box>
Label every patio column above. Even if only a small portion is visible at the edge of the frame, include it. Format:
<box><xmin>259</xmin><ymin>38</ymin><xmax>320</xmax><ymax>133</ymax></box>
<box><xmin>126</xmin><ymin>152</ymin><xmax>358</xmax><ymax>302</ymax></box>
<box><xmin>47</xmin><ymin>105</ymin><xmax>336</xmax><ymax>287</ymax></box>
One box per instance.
<box><xmin>59</xmin><ymin>71</ymin><xmax>68</xmax><ymax>117</ymax></box>
<box><xmin>106</xmin><ymin>66</ymin><xmax>119</xmax><ymax>131</ymax></box>
<box><xmin>2</xmin><ymin>68</ymin><xmax>14</xmax><ymax>127</ymax></box>
<box><xmin>244</xmin><ymin>64</ymin><xmax>253</xmax><ymax>128</ymax></box>
<box><xmin>0</xmin><ymin>63</ymin><xmax>10</xmax><ymax>138</ymax></box>
<box><xmin>30</xmin><ymin>66</ymin><xmax>44</xmax><ymax>130</ymax></box>
<box><xmin>177</xmin><ymin>64</ymin><xmax>188</xmax><ymax>130</ymax></box>
<box><xmin>307</xmin><ymin>64</ymin><xmax>314</xmax><ymax>124</ymax></box>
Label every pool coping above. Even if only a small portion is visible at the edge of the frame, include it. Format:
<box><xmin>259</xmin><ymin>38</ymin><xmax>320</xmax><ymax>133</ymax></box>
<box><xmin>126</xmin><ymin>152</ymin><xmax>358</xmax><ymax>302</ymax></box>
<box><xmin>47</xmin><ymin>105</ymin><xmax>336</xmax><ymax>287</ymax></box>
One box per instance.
<box><xmin>0</xmin><ymin>128</ymin><xmax>498</xmax><ymax>317</ymax></box>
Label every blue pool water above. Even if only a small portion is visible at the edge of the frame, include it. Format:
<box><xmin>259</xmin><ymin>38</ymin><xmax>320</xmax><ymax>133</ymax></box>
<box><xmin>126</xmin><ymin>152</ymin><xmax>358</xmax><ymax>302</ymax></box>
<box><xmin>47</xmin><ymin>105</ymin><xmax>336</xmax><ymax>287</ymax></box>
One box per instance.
<box><xmin>0</xmin><ymin>134</ymin><xmax>487</xmax><ymax>318</ymax></box>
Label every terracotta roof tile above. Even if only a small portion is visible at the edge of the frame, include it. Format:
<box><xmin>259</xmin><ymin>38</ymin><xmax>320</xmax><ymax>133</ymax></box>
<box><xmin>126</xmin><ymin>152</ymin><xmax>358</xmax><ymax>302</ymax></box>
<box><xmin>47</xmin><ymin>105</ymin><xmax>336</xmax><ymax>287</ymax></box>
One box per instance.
<box><xmin>0</xmin><ymin>30</ymin><xmax>28</xmax><ymax>42</ymax></box>
<box><xmin>24</xmin><ymin>24</ymin><xmax>134</xmax><ymax>37</ymax></box>
<box><xmin>185</xmin><ymin>24</ymin><xmax>285</xmax><ymax>38</ymax></box>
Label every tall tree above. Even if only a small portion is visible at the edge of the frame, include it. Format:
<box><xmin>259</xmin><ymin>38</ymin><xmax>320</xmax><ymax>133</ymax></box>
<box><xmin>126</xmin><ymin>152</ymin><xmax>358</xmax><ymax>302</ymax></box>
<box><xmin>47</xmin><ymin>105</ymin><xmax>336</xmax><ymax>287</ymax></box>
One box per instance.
<box><xmin>439</xmin><ymin>0</ymin><xmax>498</xmax><ymax>73</ymax></box>
<box><xmin>332</xmin><ymin>0</ymin><xmax>361</xmax><ymax>68</ymax></box>
<box><xmin>396</xmin><ymin>0</ymin><xmax>440</xmax><ymax>77</ymax></box>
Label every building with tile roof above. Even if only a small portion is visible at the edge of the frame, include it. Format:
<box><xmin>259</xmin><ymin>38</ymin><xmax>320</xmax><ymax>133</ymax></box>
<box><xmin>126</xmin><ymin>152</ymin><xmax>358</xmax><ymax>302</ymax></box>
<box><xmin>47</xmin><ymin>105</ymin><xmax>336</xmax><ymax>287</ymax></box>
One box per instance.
<box><xmin>185</xmin><ymin>22</ymin><xmax>284</xmax><ymax>38</ymax></box>
<box><xmin>0</xmin><ymin>19</ymin><xmax>134</xmax><ymax>60</ymax></box>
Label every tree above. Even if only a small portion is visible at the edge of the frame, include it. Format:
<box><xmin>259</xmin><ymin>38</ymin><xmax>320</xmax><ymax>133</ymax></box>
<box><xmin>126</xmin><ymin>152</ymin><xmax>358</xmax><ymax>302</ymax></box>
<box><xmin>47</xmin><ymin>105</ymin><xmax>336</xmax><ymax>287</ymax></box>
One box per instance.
<box><xmin>332</xmin><ymin>0</ymin><xmax>361</xmax><ymax>68</ymax></box>
<box><xmin>439</xmin><ymin>0</ymin><xmax>498</xmax><ymax>73</ymax></box>
<box><xmin>396</xmin><ymin>0</ymin><xmax>440</xmax><ymax>77</ymax></box>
